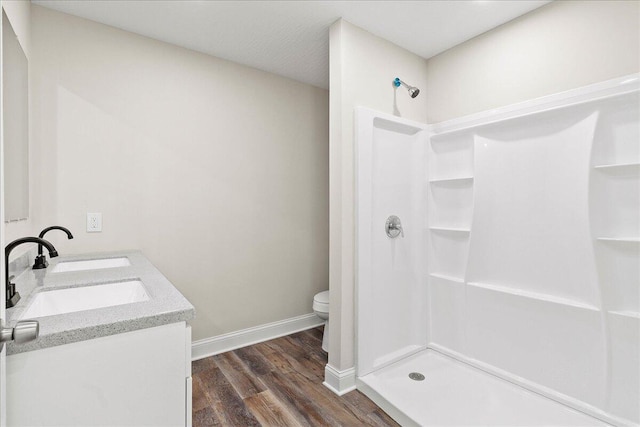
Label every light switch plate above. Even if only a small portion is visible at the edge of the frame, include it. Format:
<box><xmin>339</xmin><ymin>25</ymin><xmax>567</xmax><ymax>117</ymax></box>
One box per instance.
<box><xmin>87</xmin><ymin>212</ymin><xmax>102</xmax><ymax>232</ymax></box>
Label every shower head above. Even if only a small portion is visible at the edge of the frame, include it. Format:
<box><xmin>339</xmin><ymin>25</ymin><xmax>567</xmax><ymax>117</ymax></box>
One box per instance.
<box><xmin>394</xmin><ymin>77</ymin><xmax>420</xmax><ymax>98</ymax></box>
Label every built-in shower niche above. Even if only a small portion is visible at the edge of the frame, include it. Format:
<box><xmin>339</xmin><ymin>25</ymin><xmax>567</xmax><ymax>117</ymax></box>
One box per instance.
<box><xmin>428</xmin><ymin>133</ymin><xmax>473</xmax><ymax>181</ymax></box>
<box><xmin>590</xmin><ymin>91</ymin><xmax>640</xmax><ymax>317</ymax></box>
<box><xmin>591</xmin><ymin>91</ymin><xmax>640</xmax><ymax>238</ymax></box>
<box><xmin>589</xmin><ymin>168</ymin><xmax>638</xmax><ymax>315</ymax></box>
<box><xmin>427</xmin><ymin>131</ymin><xmax>474</xmax><ymax>284</ymax></box>
<box><xmin>590</xmin><ymin>91</ymin><xmax>639</xmax><ymax>166</ymax></box>
<box><xmin>428</xmin><ymin>178</ymin><xmax>473</xmax><ymax>230</ymax></box>
<box><xmin>589</xmin><ymin>91</ymin><xmax>640</xmax><ymax>419</ymax></box>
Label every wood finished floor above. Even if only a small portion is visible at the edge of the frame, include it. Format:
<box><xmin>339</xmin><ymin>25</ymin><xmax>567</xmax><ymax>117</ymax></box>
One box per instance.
<box><xmin>192</xmin><ymin>327</ymin><xmax>400</xmax><ymax>427</ymax></box>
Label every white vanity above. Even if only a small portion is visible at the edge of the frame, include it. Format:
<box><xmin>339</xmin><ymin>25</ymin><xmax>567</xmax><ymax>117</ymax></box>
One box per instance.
<box><xmin>4</xmin><ymin>251</ymin><xmax>195</xmax><ymax>427</ymax></box>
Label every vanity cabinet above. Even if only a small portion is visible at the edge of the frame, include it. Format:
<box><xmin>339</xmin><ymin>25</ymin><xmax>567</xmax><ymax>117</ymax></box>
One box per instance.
<box><xmin>6</xmin><ymin>322</ymin><xmax>192</xmax><ymax>427</ymax></box>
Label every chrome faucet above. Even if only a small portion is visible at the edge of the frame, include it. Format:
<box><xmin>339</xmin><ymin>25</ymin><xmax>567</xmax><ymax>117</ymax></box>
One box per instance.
<box><xmin>5</xmin><ymin>237</ymin><xmax>58</xmax><ymax>308</ymax></box>
<box><xmin>33</xmin><ymin>226</ymin><xmax>73</xmax><ymax>269</ymax></box>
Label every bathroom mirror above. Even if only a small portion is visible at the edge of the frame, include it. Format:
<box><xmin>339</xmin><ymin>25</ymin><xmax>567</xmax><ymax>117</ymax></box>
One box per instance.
<box><xmin>2</xmin><ymin>10</ymin><xmax>29</xmax><ymax>221</ymax></box>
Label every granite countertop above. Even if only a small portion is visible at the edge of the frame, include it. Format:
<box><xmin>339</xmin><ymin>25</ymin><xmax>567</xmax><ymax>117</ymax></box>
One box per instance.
<box><xmin>6</xmin><ymin>250</ymin><xmax>195</xmax><ymax>355</ymax></box>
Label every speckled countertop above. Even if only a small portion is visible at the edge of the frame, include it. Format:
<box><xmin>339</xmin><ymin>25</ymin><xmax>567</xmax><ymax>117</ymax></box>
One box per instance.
<box><xmin>6</xmin><ymin>251</ymin><xmax>195</xmax><ymax>355</ymax></box>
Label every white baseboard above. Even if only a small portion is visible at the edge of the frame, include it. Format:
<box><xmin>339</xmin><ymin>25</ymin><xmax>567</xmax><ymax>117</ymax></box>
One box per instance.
<box><xmin>323</xmin><ymin>364</ymin><xmax>356</xmax><ymax>396</ymax></box>
<box><xmin>191</xmin><ymin>313</ymin><xmax>324</xmax><ymax>361</ymax></box>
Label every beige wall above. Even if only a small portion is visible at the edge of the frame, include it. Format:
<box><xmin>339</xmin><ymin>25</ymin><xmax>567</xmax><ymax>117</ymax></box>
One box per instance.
<box><xmin>1</xmin><ymin>0</ymin><xmax>29</xmax><ymax>57</ymax></box>
<box><xmin>329</xmin><ymin>19</ymin><xmax>428</xmax><ymax>371</ymax></box>
<box><xmin>29</xmin><ymin>6</ymin><xmax>329</xmax><ymax>341</ymax></box>
<box><xmin>425</xmin><ymin>0</ymin><xmax>640</xmax><ymax>123</ymax></box>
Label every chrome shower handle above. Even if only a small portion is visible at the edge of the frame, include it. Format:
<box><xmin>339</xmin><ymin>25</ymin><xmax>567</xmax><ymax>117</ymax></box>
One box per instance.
<box><xmin>385</xmin><ymin>215</ymin><xmax>404</xmax><ymax>238</ymax></box>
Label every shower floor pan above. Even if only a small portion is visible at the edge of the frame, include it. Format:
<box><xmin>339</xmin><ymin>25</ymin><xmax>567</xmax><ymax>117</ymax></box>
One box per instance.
<box><xmin>357</xmin><ymin>350</ymin><xmax>608</xmax><ymax>426</ymax></box>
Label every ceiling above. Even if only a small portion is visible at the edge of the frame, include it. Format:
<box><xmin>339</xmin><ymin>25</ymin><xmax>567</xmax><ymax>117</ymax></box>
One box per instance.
<box><xmin>32</xmin><ymin>1</ymin><xmax>550</xmax><ymax>89</ymax></box>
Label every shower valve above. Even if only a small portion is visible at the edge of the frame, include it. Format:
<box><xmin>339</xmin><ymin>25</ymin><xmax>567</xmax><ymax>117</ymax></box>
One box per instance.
<box><xmin>385</xmin><ymin>215</ymin><xmax>404</xmax><ymax>238</ymax></box>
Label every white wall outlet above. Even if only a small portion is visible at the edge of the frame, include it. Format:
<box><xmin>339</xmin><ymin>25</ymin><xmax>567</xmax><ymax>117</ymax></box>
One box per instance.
<box><xmin>87</xmin><ymin>212</ymin><xmax>102</xmax><ymax>232</ymax></box>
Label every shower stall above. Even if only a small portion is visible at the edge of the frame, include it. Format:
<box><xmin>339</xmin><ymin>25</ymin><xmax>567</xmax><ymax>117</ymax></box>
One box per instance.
<box><xmin>355</xmin><ymin>75</ymin><xmax>639</xmax><ymax>427</ymax></box>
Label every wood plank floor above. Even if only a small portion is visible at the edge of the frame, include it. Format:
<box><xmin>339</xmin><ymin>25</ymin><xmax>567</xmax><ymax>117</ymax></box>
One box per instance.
<box><xmin>192</xmin><ymin>326</ymin><xmax>400</xmax><ymax>427</ymax></box>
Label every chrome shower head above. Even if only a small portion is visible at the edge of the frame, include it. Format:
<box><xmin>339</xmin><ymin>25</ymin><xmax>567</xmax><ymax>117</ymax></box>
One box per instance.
<box><xmin>394</xmin><ymin>77</ymin><xmax>420</xmax><ymax>98</ymax></box>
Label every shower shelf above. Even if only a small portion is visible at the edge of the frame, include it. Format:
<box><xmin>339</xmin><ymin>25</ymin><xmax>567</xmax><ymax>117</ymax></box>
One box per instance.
<box><xmin>430</xmin><ymin>128</ymin><xmax>473</xmax><ymax>141</ymax></box>
<box><xmin>593</xmin><ymin>162</ymin><xmax>640</xmax><ymax>174</ymax></box>
<box><xmin>596</xmin><ymin>237</ymin><xmax>640</xmax><ymax>243</ymax></box>
<box><xmin>429</xmin><ymin>227</ymin><xmax>471</xmax><ymax>233</ymax></box>
<box><xmin>608</xmin><ymin>310</ymin><xmax>640</xmax><ymax>319</ymax></box>
<box><xmin>429</xmin><ymin>273</ymin><xmax>465</xmax><ymax>284</ymax></box>
<box><xmin>467</xmin><ymin>281</ymin><xmax>599</xmax><ymax>311</ymax></box>
<box><xmin>429</xmin><ymin>176</ymin><xmax>474</xmax><ymax>184</ymax></box>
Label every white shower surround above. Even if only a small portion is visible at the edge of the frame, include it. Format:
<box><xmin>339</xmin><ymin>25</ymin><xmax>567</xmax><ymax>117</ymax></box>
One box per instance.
<box><xmin>355</xmin><ymin>74</ymin><xmax>640</xmax><ymax>426</ymax></box>
<box><xmin>355</xmin><ymin>110</ymin><xmax>430</xmax><ymax>377</ymax></box>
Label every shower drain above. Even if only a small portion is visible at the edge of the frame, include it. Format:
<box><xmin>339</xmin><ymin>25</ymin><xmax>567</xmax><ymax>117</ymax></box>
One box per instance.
<box><xmin>408</xmin><ymin>372</ymin><xmax>425</xmax><ymax>381</ymax></box>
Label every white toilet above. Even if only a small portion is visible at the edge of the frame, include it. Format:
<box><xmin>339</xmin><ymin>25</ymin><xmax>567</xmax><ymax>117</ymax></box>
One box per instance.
<box><xmin>313</xmin><ymin>290</ymin><xmax>330</xmax><ymax>352</ymax></box>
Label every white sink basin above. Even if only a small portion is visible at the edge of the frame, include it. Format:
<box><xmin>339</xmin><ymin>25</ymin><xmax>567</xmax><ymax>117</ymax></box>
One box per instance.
<box><xmin>21</xmin><ymin>280</ymin><xmax>149</xmax><ymax>319</ymax></box>
<box><xmin>51</xmin><ymin>257</ymin><xmax>131</xmax><ymax>273</ymax></box>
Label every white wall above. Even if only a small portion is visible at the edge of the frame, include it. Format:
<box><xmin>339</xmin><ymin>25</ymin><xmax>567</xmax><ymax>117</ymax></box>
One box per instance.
<box><xmin>28</xmin><ymin>6</ymin><xmax>329</xmax><ymax>342</ymax></box>
<box><xmin>329</xmin><ymin>19</ymin><xmax>427</xmax><ymax>373</ymax></box>
<box><xmin>425</xmin><ymin>0</ymin><xmax>640</xmax><ymax>123</ymax></box>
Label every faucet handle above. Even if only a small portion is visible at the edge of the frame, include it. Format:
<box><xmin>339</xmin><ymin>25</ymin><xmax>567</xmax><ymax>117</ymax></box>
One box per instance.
<box><xmin>385</xmin><ymin>215</ymin><xmax>405</xmax><ymax>239</ymax></box>
<box><xmin>8</xmin><ymin>275</ymin><xmax>15</xmax><ymax>283</ymax></box>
